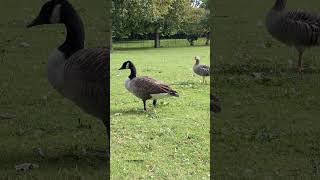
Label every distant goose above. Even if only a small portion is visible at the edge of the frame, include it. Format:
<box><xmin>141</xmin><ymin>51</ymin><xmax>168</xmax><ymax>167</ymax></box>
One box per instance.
<box><xmin>266</xmin><ymin>0</ymin><xmax>320</xmax><ymax>72</ymax></box>
<box><xmin>27</xmin><ymin>0</ymin><xmax>109</xmax><ymax>156</ymax></box>
<box><xmin>119</xmin><ymin>61</ymin><xmax>179</xmax><ymax>111</ymax></box>
<box><xmin>193</xmin><ymin>56</ymin><xmax>210</xmax><ymax>83</ymax></box>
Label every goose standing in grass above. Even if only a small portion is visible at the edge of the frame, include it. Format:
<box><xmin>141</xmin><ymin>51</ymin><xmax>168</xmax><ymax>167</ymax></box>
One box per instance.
<box><xmin>266</xmin><ymin>0</ymin><xmax>320</xmax><ymax>72</ymax></box>
<box><xmin>27</xmin><ymin>0</ymin><xmax>109</xmax><ymax>157</ymax></box>
<box><xmin>193</xmin><ymin>56</ymin><xmax>210</xmax><ymax>83</ymax></box>
<box><xmin>119</xmin><ymin>61</ymin><xmax>179</xmax><ymax>111</ymax></box>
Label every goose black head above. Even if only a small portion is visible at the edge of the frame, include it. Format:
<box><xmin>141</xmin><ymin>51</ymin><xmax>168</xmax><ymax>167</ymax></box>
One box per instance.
<box><xmin>119</xmin><ymin>61</ymin><xmax>133</xmax><ymax>70</ymax></box>
<box><xmin>194</xmin><ymin>56</ymin><xmax>200</xmax><ymax>63</ymax></box>
<box><xmin>27</xmin><ymin>0</ymin><xmax>69</xmax><ymax>28</ymax></box>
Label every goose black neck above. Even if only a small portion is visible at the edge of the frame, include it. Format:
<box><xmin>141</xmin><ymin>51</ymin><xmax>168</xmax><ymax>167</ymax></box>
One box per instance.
<box><xmin>58</xmin><ymin>3</ymin><xmax>85</xmax><ymax>59</ymax></box>
<box><xmin>195</xmin><ymin>59</ymin><xmax>200</xmax><ymax>65</ymax></box>
<box><xmin>129</xmin><ymin>65</ymin><xmax>136</xmax><ymax>79</ymax></box>
<box><xmin>273</xmin><ymin>0</ymin><xmax>286</xmax><ymax>11</ymax></box>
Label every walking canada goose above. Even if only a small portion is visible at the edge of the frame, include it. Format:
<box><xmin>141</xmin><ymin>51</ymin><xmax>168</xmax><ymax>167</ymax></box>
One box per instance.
<box><xmin>119</xmin><ymin>61</ymin><xmax>179</xmax><ymax>111</ymax></box>
<box><xmin>266</xmin><ymin>0</ymin><xmax>320</xmax><ymax>72</ymax></box>
<box><xmin>193</xmin><ymin>56</ymin><xmax>210</xmax><ymax>83</ymax></box>
<box><xmin>27</xmin><ymin>0</ymin><xmax>109</xmax><ymax>157</ymax></box>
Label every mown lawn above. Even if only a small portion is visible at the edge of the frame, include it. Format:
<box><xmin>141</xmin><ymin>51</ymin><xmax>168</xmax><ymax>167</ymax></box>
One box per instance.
<box><xmin>0</xmin><ymin>0</ymin><xmax>109</xmax><ymax>179</ymax></box>
<box><xmin>212</xmin><ymin>0</ymin><xmax>320</xmax><ymax>178</ymax></box>
<box><xmin>110</xmin><ymin>40</ymin><xmax>210</xmax><ymax>179</ymax></box>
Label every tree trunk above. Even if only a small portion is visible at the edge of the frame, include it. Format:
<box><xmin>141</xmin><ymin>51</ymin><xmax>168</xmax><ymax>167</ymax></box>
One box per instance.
<box><xmin>154</xmin><ymin>27</ymin><xmax>160</xmax><ymax>48</ymax></box>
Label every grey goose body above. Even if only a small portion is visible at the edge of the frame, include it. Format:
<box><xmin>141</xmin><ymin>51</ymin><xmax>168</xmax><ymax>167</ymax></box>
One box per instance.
<box><xmin>119</xmin><ymin>61</ymin><xmax>178</xmax><ymax>111</ymax></box>
<box><xmin>193</xmin><ymin>56</ymin><xmax>210</xmax><ymax>83</ymax></box>
<box><xmin>266</xmin><ymin>0</ymin><xmax>320</xmax><ymax>71</ymax></box>
<box><xmin>27</xmin><ymin>0</ymin><xmax>109</xmax><ymax>158</ymax></box>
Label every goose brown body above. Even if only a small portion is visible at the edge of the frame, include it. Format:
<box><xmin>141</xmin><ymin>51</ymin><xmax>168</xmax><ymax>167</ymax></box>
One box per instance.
<box><xmin>266</xmin><ymin>0</ymin><xmax>320</xmax><ymax>71</ymax></box>
<box><xmin>125</xmin><ymin>76</ymin><xmax>178</xmax><ymax>101</ymax></box>
<box><xmin>62</xmin><ymin>48</ymin><xmax>108</xmax><ymax>123</ymax></box>
<box><xmin>27</xmin><ymin>0</ymin><xmax>110</xmax><ymax>161</ymax></box>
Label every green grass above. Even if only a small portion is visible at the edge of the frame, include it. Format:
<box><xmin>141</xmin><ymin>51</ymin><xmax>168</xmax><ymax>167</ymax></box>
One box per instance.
<box><xmin>111</xmin><ymin>42</ymin><xmax>210</xmax><ymax>179</ymax></box>
<box><xmin>0</xmin><ymin>0</ymin><xmax>109</xmax><ymax>179</ymax></box>
<box><xmin>212</xmin><ymin>0</ymin><xmax>320</xmax><ymax>178</ymax></box>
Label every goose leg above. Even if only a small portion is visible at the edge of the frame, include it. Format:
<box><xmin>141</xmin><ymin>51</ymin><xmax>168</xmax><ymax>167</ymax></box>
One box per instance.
<box><xmin>202</xmin><ymin>76</ymin><xmax>205</xmax><ymax>84</ymax></box>
<box><xmin>153</xmin><ymin>100</ymin><xmax>157</xmax><ymax>108</ymax></box>
<box><xmin>143</xmin><ymin>100</ymin><xmax>147</xmax><ymax>111</ymax></box>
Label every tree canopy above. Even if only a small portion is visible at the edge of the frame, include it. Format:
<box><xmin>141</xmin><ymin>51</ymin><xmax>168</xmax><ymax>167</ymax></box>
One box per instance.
<box><xmin>112</xmin><ymin>0</ymin><xmax>209</xmax><ymax>47</ymax></box>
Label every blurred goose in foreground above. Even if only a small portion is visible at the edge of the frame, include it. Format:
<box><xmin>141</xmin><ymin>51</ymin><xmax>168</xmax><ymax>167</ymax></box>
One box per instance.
<box><xmin>210</xmin><ymin>95</ymin><xmax>221</xmax><ymax>113</ymax></box>
<box><xmin>27</xmin><ymin>0</ymin><xmax>109</xmax><ymax>157</ymax></box>
<box><xmin>119</xmin><ymin>61</ymin><xmax>179</xmax><ymax>111</ymax></box>
<box><xmin>193</xmin><ymin>56</ymin><xmax>210</xmax><ymax>83</ymax></box>
<box><xmin>266</xmin><ymin>0</ymin><xmax>320</xmax><ymax>72</ymax></box>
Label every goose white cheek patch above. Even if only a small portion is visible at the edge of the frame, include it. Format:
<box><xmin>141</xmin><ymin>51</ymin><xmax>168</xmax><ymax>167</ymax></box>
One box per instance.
<box><xmin>50</xmin><ymin>4</ymin><xmax>61</xmax><ymax>23</ymax></box>
<box><xmin>125</xmin><ymin>63</ymin><xmax>130</xmax><ymax>69</ymax></box>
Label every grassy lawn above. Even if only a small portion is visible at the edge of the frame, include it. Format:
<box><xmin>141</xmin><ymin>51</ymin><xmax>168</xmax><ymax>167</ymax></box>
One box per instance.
<box><xmin>212</xmin><ymin>0</ymin><xmax>320</xmax><ymax>178</ymax></box>
<box><xmin>110</xmin><ymin>40</ymin><xmax>210</xmax><ymax>179</ymax></box>
<box><xmin>0</xmin><ymin>0</ymin><xmax>109</xmax><ymax>178</ymax></box>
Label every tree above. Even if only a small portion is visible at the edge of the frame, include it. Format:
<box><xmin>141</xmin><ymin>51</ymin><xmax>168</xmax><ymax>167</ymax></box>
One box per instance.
<box><xmin>112</xmin><ymin>0</ymin><xmax>191</xmax><ymax>48</ymax></box>
<box><xmin>181</xmin><ymin>5</ymin><xmax>206</xmax><ymax>46</ymax></box>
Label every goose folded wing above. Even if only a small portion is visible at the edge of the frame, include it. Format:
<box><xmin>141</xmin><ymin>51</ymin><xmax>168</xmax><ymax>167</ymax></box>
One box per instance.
<box><xmin>133</xmin><ymin>77</ymin><xmax>175</xmax><ymax>94</ymax></box>
<box><xmin>141</xmin><ymin>76</ymin><xmax>170</xmax><ymax>87</ymax></box>
<box><xmin>198</xmin><ymin>65</ymin><xmax>210</xmax><ymax>74</ymax></box>
<box><xmin>64</xmin><ymin>48</ymin><xmax>109</xmax><ymax>84</ymax></box>
<box><xmin>284</xmin><ymin>10</ymin><xmax>320</xmax><ymax>45</ymax></box>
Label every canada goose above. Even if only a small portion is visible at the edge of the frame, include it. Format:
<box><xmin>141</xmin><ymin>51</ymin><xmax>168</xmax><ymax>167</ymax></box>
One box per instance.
<box><xmin>193</xmin><ymin>56</ymin><xmax>210</xmax><ymax>83</ymax></box>
<box><xmin>210</xmin><ymin>95</ymin><xmax>221</xmax><ymax>113</ymax></box>
<box><xmin>266</xmin><ymin>0</ymin><xmax>320</xmax><ymax>72</ymax></box>
<box><xmin>119</xmin><ymin>61</ymin><xmax>179</xmax><ymax>111</ymax></box>
<box><xmin>27</xmin><ymin>0</ymin><xmax>109</xmax><ymax>157</ymax></box>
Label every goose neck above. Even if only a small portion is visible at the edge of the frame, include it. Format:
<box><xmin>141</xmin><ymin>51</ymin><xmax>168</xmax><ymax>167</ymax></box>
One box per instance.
<box><xmin>129</xmin><ymin>65</ymin><xmax>136</xmax><ymax>79</ymax></box>
<box><xmin>58</xmin><ymin>5</ymin><xmax>85</xmax><ymax>58</ymax></box>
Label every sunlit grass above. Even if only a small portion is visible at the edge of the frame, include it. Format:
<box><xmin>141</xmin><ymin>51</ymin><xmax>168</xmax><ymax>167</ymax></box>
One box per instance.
<box><xmin>111</xmin><ymin>44</ymin><xmax>210</xmax><ymax>179</ymax></box>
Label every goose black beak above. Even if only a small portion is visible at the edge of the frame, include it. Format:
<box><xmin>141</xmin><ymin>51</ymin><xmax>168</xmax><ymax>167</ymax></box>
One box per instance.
<box><xmin>26</xmin><ymin>16</ymin><xmax>44</xmax><ymax>28</ymax></box>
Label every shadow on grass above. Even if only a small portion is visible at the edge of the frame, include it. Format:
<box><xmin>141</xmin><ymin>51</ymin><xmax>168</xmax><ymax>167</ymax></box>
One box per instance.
<box><xmin>111</xmin><ymin>108</ymin><xmax>148</xmax><ymax>116</ymax></box>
